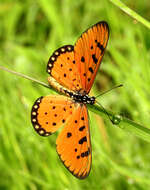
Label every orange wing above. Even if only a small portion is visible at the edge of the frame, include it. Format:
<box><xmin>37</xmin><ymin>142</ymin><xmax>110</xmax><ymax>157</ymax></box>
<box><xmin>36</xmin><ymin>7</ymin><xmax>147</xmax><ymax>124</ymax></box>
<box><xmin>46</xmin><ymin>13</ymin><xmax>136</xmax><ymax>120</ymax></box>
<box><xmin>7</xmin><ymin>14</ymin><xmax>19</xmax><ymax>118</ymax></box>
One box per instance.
<box><xmin>47</xmin><ymin>45</ymin><xmax>82</xmax><ymax>92</ymax></box>
<box><xmin>31</xmin><ymin>95</ymin><xmax>77</xmax><ymax>136</ymax></box>
<box><xmin>74</xmin><ymin>21</ymin><xmax>109</xmax><ymax>93</ymax></box>
<box><xmin>56</xmin><ymin>104</ymin><xmax>91</xmax><ymax>179</ymax></box>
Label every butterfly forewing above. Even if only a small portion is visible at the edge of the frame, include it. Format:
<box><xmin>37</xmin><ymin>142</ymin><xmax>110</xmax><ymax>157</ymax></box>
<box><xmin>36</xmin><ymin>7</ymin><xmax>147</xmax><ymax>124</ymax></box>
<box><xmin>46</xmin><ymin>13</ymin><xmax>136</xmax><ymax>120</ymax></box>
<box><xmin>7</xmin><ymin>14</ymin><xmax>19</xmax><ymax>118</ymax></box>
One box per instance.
<box><xmin>56</xmin><ymin>104</ymin><xmax>91</xmax><ymax>179</ymax></box>
<box><xmin>74</xmin><ymin>21</ymin><xmax>109</xmax><ymax>93</ymax></box>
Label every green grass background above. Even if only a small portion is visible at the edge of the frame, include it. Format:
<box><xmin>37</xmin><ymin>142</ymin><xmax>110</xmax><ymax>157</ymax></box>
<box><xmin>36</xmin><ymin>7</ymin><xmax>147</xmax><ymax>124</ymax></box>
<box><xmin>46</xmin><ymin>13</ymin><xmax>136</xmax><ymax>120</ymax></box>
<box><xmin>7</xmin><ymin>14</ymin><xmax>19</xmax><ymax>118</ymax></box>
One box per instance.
<box><xmin>0</xmin><ymin>0</ymin><xmax>150</xmax><ymax>189</ymax></box>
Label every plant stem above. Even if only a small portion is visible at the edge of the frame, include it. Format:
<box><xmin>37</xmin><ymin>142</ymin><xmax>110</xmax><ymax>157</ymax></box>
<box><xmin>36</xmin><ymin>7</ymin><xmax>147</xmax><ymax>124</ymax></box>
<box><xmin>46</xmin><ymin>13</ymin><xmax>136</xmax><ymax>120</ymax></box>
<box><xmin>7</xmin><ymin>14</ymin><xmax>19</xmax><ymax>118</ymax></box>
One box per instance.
<box><xmin>1</xmin><ymin>65</ymin><xmax>150</xmax><ymax>143</ymax></box>
<box><xmin>109</xmin><ymin>0</ymin><xmax>150</xmax><ymax>29</ymax></box>
<box><xmin>88</xmin><ymin>104</ymin><xmax>150</xmax><ymax>143</ymax></box>
<box><xmin>0</xmin><ymin>65</ymin><xmax>50</xmax><ymax>89</ymax></box>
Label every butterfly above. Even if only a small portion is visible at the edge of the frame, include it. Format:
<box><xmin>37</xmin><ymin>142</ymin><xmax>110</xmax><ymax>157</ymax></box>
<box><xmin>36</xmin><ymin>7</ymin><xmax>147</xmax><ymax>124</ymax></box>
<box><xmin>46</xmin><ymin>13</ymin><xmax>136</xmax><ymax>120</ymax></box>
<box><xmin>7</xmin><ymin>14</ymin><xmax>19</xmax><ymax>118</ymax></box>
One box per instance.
<box><xmin>31</xmin><ymin>21</ymin><xmax>109</xmax><ymax>179</ymax></box>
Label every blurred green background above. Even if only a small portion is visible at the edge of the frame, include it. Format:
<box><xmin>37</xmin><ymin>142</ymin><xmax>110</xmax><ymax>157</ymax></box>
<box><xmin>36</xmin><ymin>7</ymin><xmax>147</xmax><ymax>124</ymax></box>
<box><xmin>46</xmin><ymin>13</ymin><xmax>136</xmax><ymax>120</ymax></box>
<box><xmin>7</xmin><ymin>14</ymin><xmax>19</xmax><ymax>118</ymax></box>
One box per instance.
<box><xmin>0</xmin><ymin>0</ymin><xmax>150</xmax><ymax>189</ymax></box>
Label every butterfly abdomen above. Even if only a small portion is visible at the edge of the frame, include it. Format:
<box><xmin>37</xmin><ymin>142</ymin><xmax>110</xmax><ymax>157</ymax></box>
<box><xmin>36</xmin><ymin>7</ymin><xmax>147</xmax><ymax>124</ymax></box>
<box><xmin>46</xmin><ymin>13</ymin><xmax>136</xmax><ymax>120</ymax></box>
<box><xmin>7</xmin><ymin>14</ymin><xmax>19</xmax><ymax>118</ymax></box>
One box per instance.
<box><xmin>48</xmin><ymin>76</ymin><xmax>75</xmax><ymax>96</ymax></box>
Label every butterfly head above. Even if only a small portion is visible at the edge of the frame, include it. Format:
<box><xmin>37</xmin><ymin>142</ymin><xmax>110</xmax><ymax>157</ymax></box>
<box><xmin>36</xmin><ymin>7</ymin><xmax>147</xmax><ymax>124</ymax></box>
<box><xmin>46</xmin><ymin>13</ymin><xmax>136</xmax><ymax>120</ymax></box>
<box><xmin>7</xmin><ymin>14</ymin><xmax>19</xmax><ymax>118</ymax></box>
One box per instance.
<box><xmin>88</xmin><ymin>96</ymin><xmax>95</xmax><ymax>105</ymax></box>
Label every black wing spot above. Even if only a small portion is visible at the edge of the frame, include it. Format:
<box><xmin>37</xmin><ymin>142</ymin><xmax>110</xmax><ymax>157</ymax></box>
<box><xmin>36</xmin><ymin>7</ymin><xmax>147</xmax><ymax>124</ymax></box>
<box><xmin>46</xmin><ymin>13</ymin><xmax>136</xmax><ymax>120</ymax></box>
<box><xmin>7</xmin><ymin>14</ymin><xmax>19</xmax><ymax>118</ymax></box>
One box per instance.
<box><xmin>73</xmin><ymin>60</ymin><xmax>75</xmax><ymax>64</ymax></box>
<box><xmin>81</xmin><ymin>149</ymin><xmax>90</xmax><ymax>157</ymax></box>
<box><xmin>45</xmin><ymin>112</ymin><xmax>47</xmax><ymax>115</ymax></box>
<box><xmin>88</xmin><ymin>78</ymin><xmax>91</xmax><ymax>82</ymax></box>
<box><xmin>62</xmin><ymin>119</ymin><xmax>65</xmax><ymax>123</ymax></box>
<box><xmin>54</xmin><ymin>114</ymin><xmax>57</xmax><ymax>117</ymax></box>
<box><xmin>77</xmin><ymin>155</ymin><xmax>80</xmax><ymax>159</ymax></box>
<box><xmin>79</xmin><ymin>136</ymin><xmax>87</xmax><ymax>144</ymax></box>
<box><xmin>92</xmin><ymin>54</ymin><xmax>98</xmax><ymax>64</ymax></box>
<box><xmin>79</xmin><ymin>126</ymin><xmax>85</xmax><ymax>131</ymax></box>
<box><xmin>69</xmin><ymin>68</ymin><xmax>72</xmax><ymax>71</ymax></box>
<box><xmin>83</xmin><ymin>73</ymin><xmax>86</xmax><ymax>77</ymax></box>
<box><xmin>91</xmin><ymin>45</ymin><xmax>93</xmax><ymax>49</ymax></box>
<box><xmin>89</xmin><ymin>67</ymin><xmax>94</xmax><ymax>73</ymax></box>
<box><xmin>97</xmin><ymin>42</ymin><xmax>104</xmax><ymax>53</ymax></box>
<box><xmin>81</xmin><ymin>56</ymin><xmax>85</xmax><ymax>62</ymax></box>
<box><xmin>84</xmin><ymin>150</ymin><xmax>90</xmax><ymax>157</ymax></box>
<box><xmin>64</xmin><ymin>73</ymin><xmax>67</xmax><ymax>77</ymax></box>
<box><xmin>75</xmin><ymin>120</ymin><xmax>78</xmax><ymax>123</ymax></box>
<box><xmin>81</xmin><ymin>117</ymin><xmax>84</xmax><ymax>120</ymax></box>
<box><xmin>61</xmin><ymin>64</ymin><xmax>63</xmax><ymax>67</ymax></box>
<box><xmin>75</xmin><ymin>148</ymin><xmax>77</xmax><ymax>152</ymax></box>
<box><xmin>52</xmin><ymin>122</ymin><xmax>56</xmax><ymax>126</ymax></box>
<box><xmin>52</xmin><ymin>106</ymin><xmax>56</xmax><ymax>109</ymax></box>
<box><xmin>67</xmin><ymin>132</ymin><xmax>72</xmax><ymax>138</ymax></box>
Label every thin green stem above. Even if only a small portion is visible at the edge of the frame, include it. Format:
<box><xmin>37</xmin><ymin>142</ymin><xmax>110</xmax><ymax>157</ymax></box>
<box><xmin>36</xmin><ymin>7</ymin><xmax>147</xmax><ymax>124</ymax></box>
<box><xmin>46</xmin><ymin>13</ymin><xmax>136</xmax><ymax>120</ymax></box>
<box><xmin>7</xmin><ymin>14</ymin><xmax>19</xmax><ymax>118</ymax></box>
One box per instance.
<box><xmin>1</xmin><ymin>65</ymin><xmax>150</xmax><ymax>143</ymax></box>
<box><xmin>109</xmin><ymin>0</ymin><xmax>150</xmax><ymax>29</ymax></box>
<box><xmin>88</xmin><ymin>104</ymin><xmax>150</xmax><ymax>143</ymax></box>
<box><xmin>0</xmin><ymin>65</ymin><xmax>50</xmax><ymax>89</ymax></box>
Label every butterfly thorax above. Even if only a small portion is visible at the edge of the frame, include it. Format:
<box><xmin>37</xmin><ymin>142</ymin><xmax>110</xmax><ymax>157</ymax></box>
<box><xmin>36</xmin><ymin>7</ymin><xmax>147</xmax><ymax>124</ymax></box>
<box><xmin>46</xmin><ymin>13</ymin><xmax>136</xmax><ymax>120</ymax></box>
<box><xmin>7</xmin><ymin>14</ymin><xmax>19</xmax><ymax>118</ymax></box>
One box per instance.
<box><xmin>71</xmin><ymin>93</ymin><xmax>95</xmax><ymax>105</ymax></box>
<box><xmin>48</xmin><ymin>76</ymin><xmax>95</xmax><ymax>105</ymax></box>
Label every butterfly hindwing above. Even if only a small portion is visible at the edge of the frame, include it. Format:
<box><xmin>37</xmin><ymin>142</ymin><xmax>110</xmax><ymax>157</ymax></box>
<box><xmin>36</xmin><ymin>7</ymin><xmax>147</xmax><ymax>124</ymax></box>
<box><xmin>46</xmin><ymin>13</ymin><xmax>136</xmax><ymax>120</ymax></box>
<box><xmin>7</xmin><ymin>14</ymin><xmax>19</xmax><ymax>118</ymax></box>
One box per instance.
<box><xmin>31</xmin><ymin>95</ymin><xmax>77</xmax><ymax>136</ymax></box>
<box><xmin>56</xmin><ymin>104</ymin><xmax>91</xmax><ymax>179</ymax></box>
<box><xmin>74</xmin><ymin>21</ymin><xmax>109</xmax><ymax>93</ymax></box>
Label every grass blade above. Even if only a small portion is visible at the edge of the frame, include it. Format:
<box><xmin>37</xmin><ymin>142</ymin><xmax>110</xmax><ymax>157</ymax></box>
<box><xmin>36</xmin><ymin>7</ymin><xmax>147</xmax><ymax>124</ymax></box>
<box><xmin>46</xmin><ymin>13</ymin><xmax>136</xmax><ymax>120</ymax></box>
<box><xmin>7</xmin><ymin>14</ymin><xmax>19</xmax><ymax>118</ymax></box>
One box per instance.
<box><xmin>1</xmin><ymin>65</ymin><xmax>150</xmax><ymax>143</ymax></box>
<box><xmin>109</xmin><ymin>0</ymin><xmax>150</xmax><ymax>29</ymax></box>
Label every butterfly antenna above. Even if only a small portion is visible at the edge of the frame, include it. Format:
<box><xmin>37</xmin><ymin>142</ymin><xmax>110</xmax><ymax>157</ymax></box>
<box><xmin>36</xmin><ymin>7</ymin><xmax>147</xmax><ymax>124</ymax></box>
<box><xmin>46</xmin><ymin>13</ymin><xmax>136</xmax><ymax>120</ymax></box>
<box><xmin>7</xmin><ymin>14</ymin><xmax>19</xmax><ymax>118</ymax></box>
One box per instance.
<box><xmin>95</xmin><ymin>84</ymin><xmax>123</xmax><ymax>123</ymax></box>
<box><xmin>95</xmin><ymin>100</ymin><xmax>113</xmax><ymax>123</ymax></box>
<box><xmin>95</xmin><ymin>84</ymin><xmax>123</xmax><ymax>98</ymax></box>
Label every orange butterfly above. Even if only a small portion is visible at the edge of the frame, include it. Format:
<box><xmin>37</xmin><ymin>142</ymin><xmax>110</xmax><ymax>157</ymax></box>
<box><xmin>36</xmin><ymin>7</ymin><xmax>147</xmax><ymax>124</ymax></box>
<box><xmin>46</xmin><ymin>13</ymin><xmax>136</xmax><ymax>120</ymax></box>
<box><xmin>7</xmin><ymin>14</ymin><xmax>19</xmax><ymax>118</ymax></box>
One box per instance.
<box><xmin>31</xmin><ymin>21</ymin><xmax>109</xmax><ymax>179</ymax></box>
